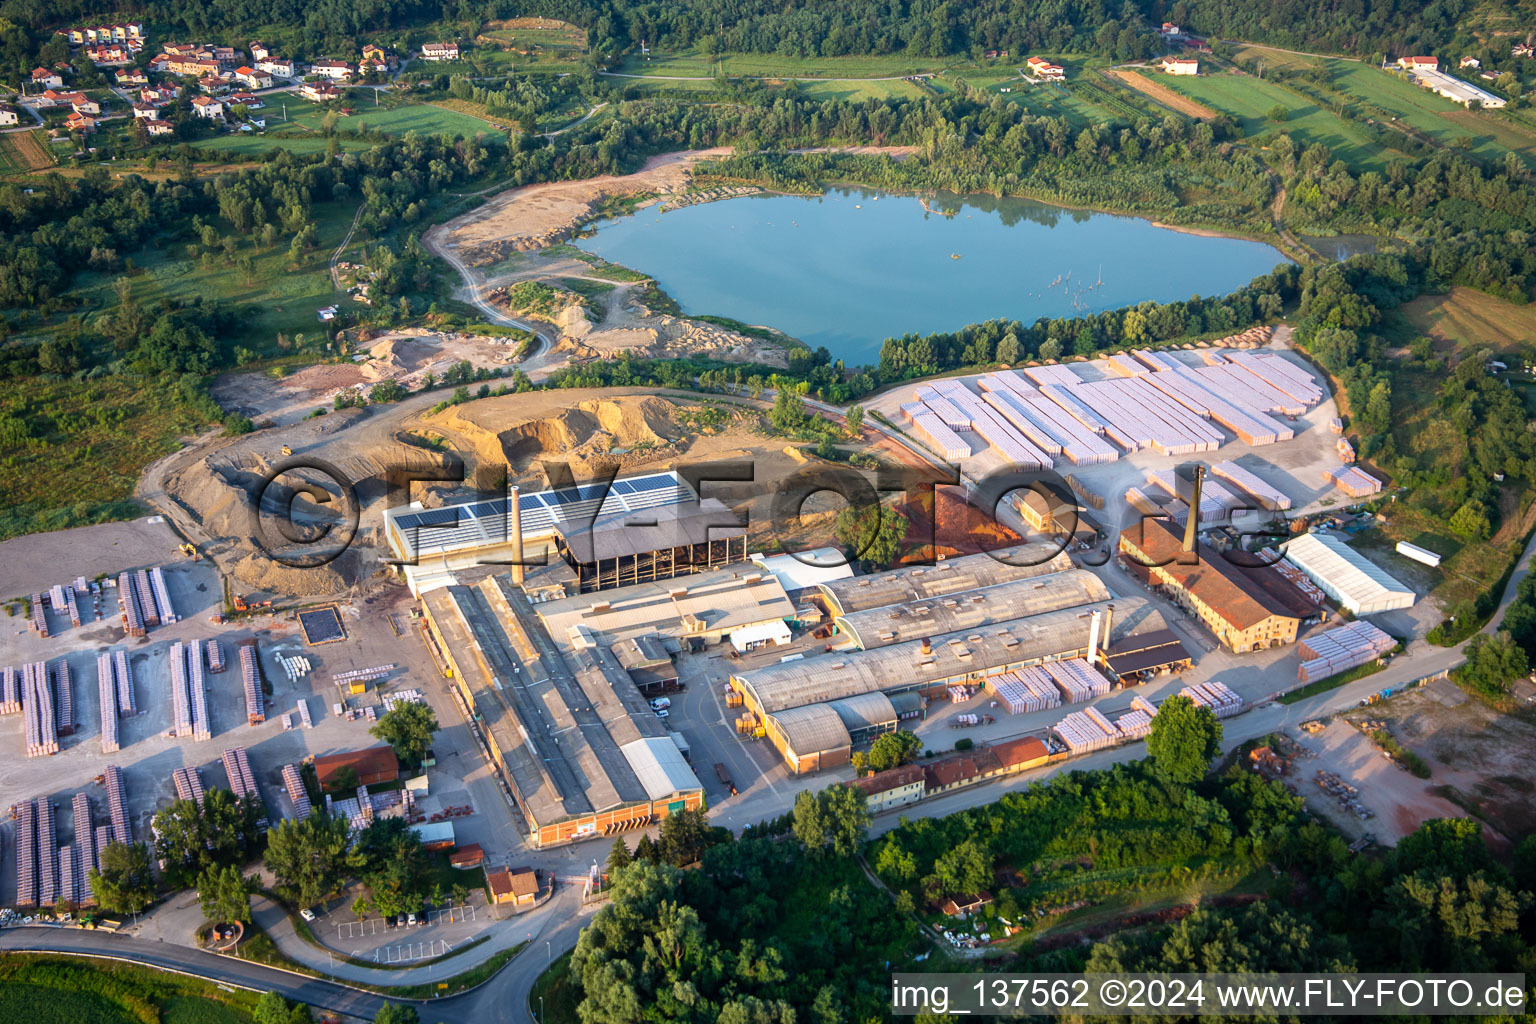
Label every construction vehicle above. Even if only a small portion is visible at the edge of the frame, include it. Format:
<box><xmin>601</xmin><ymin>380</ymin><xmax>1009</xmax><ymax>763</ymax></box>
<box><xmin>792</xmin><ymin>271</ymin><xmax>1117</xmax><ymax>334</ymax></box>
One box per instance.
<box><xmin>178</xmin><ymin>542</ymin><xmax>200</xmax><ymax>560</ymax></box>
<box><xmin>232</xmin><ymin>594</ymin><xmax>273</xmax><ymax>614</ymax></box>
<box><xmin>280</xmin><ymin>444</ymin><xmax>293</xmax><ymax>456</ymax></box>
<box><xmin>714</xmin><ymin>762</ymin><xmax>737</xmax><ymax>796</ymax></box>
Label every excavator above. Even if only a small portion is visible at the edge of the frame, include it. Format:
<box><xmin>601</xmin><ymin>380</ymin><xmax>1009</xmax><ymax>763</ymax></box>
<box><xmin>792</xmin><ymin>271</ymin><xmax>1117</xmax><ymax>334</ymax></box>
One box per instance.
<box><xmin>178</xmin><ymin>542</ymin><xmax>199</xmax><ymax>560</ymax></box>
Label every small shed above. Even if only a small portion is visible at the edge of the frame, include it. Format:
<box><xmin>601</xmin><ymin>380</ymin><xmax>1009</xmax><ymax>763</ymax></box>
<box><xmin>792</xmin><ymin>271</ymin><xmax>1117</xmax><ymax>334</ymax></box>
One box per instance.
<box><xmin>449</xmin><ymin>844</ymin><xmax>484</xmax><ymax>869</ymax></box>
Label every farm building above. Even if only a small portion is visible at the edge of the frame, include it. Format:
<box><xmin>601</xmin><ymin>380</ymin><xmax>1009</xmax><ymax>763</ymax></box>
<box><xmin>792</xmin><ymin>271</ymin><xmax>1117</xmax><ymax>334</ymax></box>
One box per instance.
<box><xmin>1118</xmin><ymin>517</ymin><xmax>1318</xmax><ymax>652</ymax></box>
<box><xmin>419</xmin><ymin>578</ymin><xmax>704</xmax><ymax>848</ymax></box>
<box><xmin>1281</xmin><ymin>533</ymin><xmax>1415</xmax><ymax>615</ymax></box>
<box><xmin>1162</xmin><ymin>57</ymin><xmax>1199</xmax><ymax>74</ymax></box>
<box><xmin>313</xmin><ymin>745</ymin><xmax>398</xmax><ymax>790</ymax></box>
<box><xmin>1400</xmin><ymin>62</ymin><xmax>1507</xmax><ymax>107</ymax></box>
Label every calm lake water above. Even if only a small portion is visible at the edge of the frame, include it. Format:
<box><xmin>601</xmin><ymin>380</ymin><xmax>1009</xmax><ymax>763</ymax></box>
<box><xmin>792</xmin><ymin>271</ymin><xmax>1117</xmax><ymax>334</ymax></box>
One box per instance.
<box><xmin>574</xmin><ymin>187</ymin><xmax>1290</xmax><ymax>365</ymax></box>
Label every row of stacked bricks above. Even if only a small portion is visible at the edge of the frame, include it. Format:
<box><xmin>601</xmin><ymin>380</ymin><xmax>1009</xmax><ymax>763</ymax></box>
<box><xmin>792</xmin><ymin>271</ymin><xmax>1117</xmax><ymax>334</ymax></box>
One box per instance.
<box><xmin>169</xmin><ymin>641</ymin><xmax>192</xmax><ymax>737</ymax></box>
<box><xmin>53</xmin><ymin>660</ymin><xmax>75</xmax><ymax>737</ymax></box>
<box><xmin>1</xmin><ymin>665</ymin><xmax>19</xmax><ymax>714</ymax></box>
<box><xmin>1211</xmin><ymin>460</ymin><xmax>1291</xmax><ymax>511</ymax></box>
<box><xmin>282</xmin><ymin>763</ymin><xmax>311</xmax><ymax>818</ymax></box>
<box><xmin>240</xmin><ymin>640</ymin><xmax>264</xmax><ymax>724</ymax></box>
<box><xmin>188</xmin><ymin>639</ymin><xmax>211</xmax><ymax>742</ymax></box>
<box><xmin>118</xmin><ymin>572</ymin><xmax>145</xmax><ymax>637</ymax></box>
<box><xmin>1322</xmin><ymin>464</ymin><xmax>1382</xmax><ymax>498</ymax></box>
<box><xmin>23</xmin><ymin>661</ymin><xmax>58</xmax><ymax>756</ymax></box>
<box><xmin>1053</xmin><ymin>706</ymin><xmax>1119</xmax><ymax>753</ymax></box>
<box><xmin>133</xmin><ymin>569</ymin><xmax>159</xmax><ymax>628</ymax></box>
<box><xmin>1297</xmin><ymin>620</ymin><xmax>1396</xmax><ymax>683</ymax></box>
<box><xmin>985</xmin><ymin>666</ymin><xmax>1063</xmax><ymax>714</ymax></box>
<box><xmin>1179</xmin><ymin>681</ymin><xmax>1244</xmax><ymax>718</ymax></box>
<box><xmin>1044</xmin><ymin>658</ymin><xmax>1111</xmax><ymax>703</ymax></box>
<box><xmin>98</xmin><ymin>654</ymin><xmax>119</xmax><ymax>753</ymax></box>
<box><xmin>30</xmin><ymin>592</ymin><xmax>48</xmax><ymax>636</ymax></box>
<box><xmin>977</xmin><ymin>372</ymin><xmax>1119</xmax><ymax>465</ymax></box>
<box><xmin>1114</xmin><ymin>694</ymin><xmax>1161</xmax><ymax>739</ymax></box>
<box><xmin>37</xmin><ymin>797</ymin><xmax>58</xmax><ymax>906</ymax></box>
<box><xmin>74</xmin><ymin>792</ymin><xmax>98</xmax><ymax>905</ymax></box>
<box><xmin>223</xmin><ymin>747</ymin><xmax>268</xmax><ymax>827</ymax></box>
<box><xmin>13</xmin><ymin>798</ymin><xmax>37</xmax><ymax>906</ymax></box>
<box><xmin>115</xmin><ymin>649</ymin><xmax>136</xmax><ymax>715</ymax></box>
<box><xmin>172</xmin><ymin>766</ymin><xmax>207</xmax><ymax>806</ymax></box>
<box><xmin>207</xmin><ymin>638</ymin><xmax>227</xmax><ymax>673</ymax></box>
<box><xmin>105</xmin><ymin>765</ymin><xmax>131</xmax><ymax>845</ymax></box>
<box><xmin>57</xmin><ymin>583</ymin><xmax>82</xmax><ymax>629</ymax></box>
<box><xmin>149</xmin><ymin>567</ymin><xmax>177</xmax><ymax>624</ymax></box>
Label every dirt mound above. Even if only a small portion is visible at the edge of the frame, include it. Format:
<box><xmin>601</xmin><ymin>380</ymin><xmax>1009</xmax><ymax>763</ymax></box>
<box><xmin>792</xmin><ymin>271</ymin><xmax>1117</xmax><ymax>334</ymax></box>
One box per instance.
<box><xmin>895</xmin><ymin>489</ymin><xmax>1023</xmax><ymax>561</ymax></box>
<box><xmin>426</xmin><ymin>393</ymin><xmax>685</xmax><ymax>471</ymax></box>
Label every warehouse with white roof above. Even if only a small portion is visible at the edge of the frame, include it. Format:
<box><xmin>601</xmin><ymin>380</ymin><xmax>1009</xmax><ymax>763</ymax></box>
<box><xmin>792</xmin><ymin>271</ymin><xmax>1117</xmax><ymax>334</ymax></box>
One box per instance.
<box><xmin>1281</xmin><ymin>533</ymin><xmax>1415</xmax><ymax>615</ymax></box>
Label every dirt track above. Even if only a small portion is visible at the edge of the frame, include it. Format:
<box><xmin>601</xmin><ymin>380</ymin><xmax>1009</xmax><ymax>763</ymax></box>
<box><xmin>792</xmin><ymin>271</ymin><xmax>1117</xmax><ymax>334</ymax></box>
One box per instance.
<box><xmin>1105</xmin><ymin>69</ymin><xmax>1217</xmax><ymax>119</ymax></box>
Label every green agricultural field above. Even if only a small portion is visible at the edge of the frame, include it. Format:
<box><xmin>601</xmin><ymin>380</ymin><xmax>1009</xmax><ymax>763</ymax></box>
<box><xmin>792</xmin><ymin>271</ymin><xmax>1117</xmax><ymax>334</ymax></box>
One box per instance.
<box><xmin>612</xmin><ymin>49</ymin><xmax>957</xmax><ymax>80</ymax></box>
<box><xmin>1329</xmin><ymin>64</ymin><xmax>1528</xmax><ymax>166</ymax></box>
<box><xmin>193</xmin><ymin>133</ymin><xmax>371</xmax><ymax>155</ymax></box>
<box><xmin>0</xmin><ymin>956</ymin><xmax>258</xmax><ymax>1024</ymax></box>
<box><xmin>971</xmin><ymin>73</ymin><xmax>1125</xmax><ymax>126</ymax></box>
<box><xmin>344</xmin><ymin>101</ymin><xmax>507</xmax><ymax>138</ymax></box>
<box><xmin>1155</xmin><ymin>69</ymin><xmax>1393</xmax><ymax>168</ymax></box>
<box><xmin>795</xmin><ymin>77</ymin><xmax>927</xmax><ymax>101</ymax></box>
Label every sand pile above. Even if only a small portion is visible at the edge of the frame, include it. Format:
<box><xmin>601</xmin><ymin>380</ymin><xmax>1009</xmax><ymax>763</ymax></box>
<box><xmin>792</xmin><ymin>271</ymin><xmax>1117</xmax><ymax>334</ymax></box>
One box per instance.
<box><xmin>427</xmin><ymin>393</ymin><xmax>684</xmax><ymax>471</ymax></box>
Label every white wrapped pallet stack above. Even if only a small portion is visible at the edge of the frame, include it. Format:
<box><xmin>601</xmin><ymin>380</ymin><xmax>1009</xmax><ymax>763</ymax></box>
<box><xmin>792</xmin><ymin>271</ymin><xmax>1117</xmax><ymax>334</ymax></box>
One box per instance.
<box><xmin>188</xmin><ymin>639</ymin><xmax>211</xmax><ymax>742</ymax></box>
<box><xmin>169</xmin><ymin>641</ymin><xmax>192</xmax><ymax>738</ymax></box>
<box><xmin>98</xmin><ymin>653</ymin><xmax>119</xmax><ymax>754</ymax></box>
<box><xmin>114</xmin><ymin>648</ymin><xmax>136</xmax><ymax>715</ymax></box>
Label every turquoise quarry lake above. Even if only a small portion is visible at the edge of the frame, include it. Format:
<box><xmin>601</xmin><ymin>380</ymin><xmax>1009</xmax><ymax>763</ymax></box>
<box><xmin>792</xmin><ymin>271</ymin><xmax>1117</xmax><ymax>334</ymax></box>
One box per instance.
<box><xmin>574</xmin><ymin>187</ymin><xmax>1290</xmax><ymax>365</ymax></box>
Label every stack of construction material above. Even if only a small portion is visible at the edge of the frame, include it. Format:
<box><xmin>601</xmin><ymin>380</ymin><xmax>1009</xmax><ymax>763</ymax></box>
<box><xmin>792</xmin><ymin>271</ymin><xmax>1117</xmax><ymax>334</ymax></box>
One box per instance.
<box><xmin>1337</xmin><ymin>438</ymin><xmax>1355</xmax><ymax>463</ymax></box>
<box><xmin>223</xmin><ymin>748</ymin><xmax>260</xmax><ymax>801</ymax></box>
<box><xmin>239</xmin><ymin>641</ymin><xmax>264</xmax><ymax>725</ymax></box>
<box><xmin>912</xmin><ymin>387</ymin><xmax>972</xmax><ymax>429</ymax></box>
<box><xmin>1131</xmin><ymin>349</ymin><xmax>1183</xmax><ymax>373</ymax></box>
<box><xmin>1044</xmin><ymin>658</ymin><xmax>1113</xmax><ymax>704</ymax></box>
<box><xmin>105</xmin><ymin>765</ymin><xmax>131</xmax><ymax>844</ymax></box>
<box><xmin>172</xmin><ymin>766</ymin><xmax>207</xmax><ymax>806</ymax></box>
<box><xmin>296</xmin><ymin>698</ymin><xmax>313</xmax><ymax>729</ymax></box>
<box><xmin>74</xmin><ymin>792</ymin><xmax>97</xmax><ymax>905</ymax></box>
<box><xmin>1148</xmin><ymin>470</ymin><xmax>1241</xmax><ymax>522</ymax></box>
<box><xmin>133</xmin><ymin>570</ymin><xmax>159</xmax><ymax>628</ymax></box>
<box><xmin>98</xmin><ymin>654</ymin><xmax>119</xmax><ymax>754</ymax></box>
<box><xmin>380</xmin><ymin>690</ymin><xmax>427</xmax><ymax>711</ymax></box>
<box><xmin>94</xmin><ymin>826</ymin><xmax>111</xmax><ymax>862</ymax></box>
<box><xmin>1322</xmin><ymin>464</ymin><xmax>1382</xmax><ymax>497</ymax></box>
<box><xmin>1052</xmin><ymin>708</ymin><xmax>1119</xmax><ymax>753</ymax></box>
<box><xmin>149</xmin><ymin>567</ymin><xmax>176</xmax><ymax>624</ymax></box>
<box><xmin>978</xmin><ymin>375</ymin><xmax>1119</xmax><ymax>465</ymax></box>
<box><xmin>1297</xmin><ymin>621</ymin><xmax>1396</xmax><ymax>683</ymax></box>
<box><xmin>206</xmin><ymin>639</ymin><xmax>227</xmax><ymax>673</ymax></box>
<box><xmin>1179</xmin><ymin>681</ymin><xmax>1244</xmax><ymax>718</ymax></box>
<box><xmin>36</xmin><ymin>797</ymin><xmax>57</xmax><ymax>906</ymax></box>
<box><xmin>117</xmin><ymin>573</ymin><xmax>145</xmax><ymax>637</ymax></box>
<box><xmin>169</xmin><ymin>642</ymin><xmax>192</xmax><ymax>738</ymax></box>
<box><xmin>278</xmin><ymin>654</ymin><xmax>312</xmax><ymax>682</ymax></box>
<box><xmin>1</xmin><ymin>666</ymin><xmax>20</xmax><ymax>714</ymax></box>
<box><xmin>928</xmin><ymin>378</ymin><xmax>1054</xmax><ymax>468</ymax></box>
<box><xmin>909</xmin><ymin>409</ymin><xmax>970</xmax><ymax>461</ymax></box>
<box><xmin>1024</xmin><ymin>364</ymin><xmax>1087</xmax><ymax>385</ymax></box>
<box><xmin>1211</xmin><ymin>461</ymin><xmax>1291</xmax><ymax>511</ymax></box>
<box><xmin>333</xmin><ymin>665</ymin><xmax>395</xmax><ymax>687</ymax></box>
<box><xmin>14</xmin><ymin>798</ymin><xmax>37</xmax><ymax>906</ymax></box>
<box><xmin>62</xmin><ymin>585</ymin><xmax>82</xmax><ymax>629</ymax></box>
<box><xmin>1113</xmin><ymin>707</ymin><xmax>1155</xmax><ymax>739</ymax></box>
<box><xmin>1105</xmin><ymin>353</ymin><xmax>1148</xmax><ymax>378</ymax></box>
<box><xmin>29</xmin><ymin>593</ymin><xmax>48</xmax><ymax>636</ymax></box>
<box><xmin>1124</xmin><ymin>486</ymin><xmax>1163</xmax><ymax>517</ymax></box>
<box><xmin>113</xmin><ymin>649</ymin><xmax>136</xmax><ymax>716</ymax></box>
<box><xmin>23</xmin><ymin>661</ymin><xmax>59</xmax><ymax>756</ymax></box>
<box><xmin>1329</xmin><ymin>417</ymin><xmax>1344</xmax><ymax>435</ymax></box>
<box><xmin>1232</xmin><ymin>351</ymin><xmax>1324</xmax><ymax>405</ymax></box>
<box><xmin>58</xmin><ymin>845</ymin><xmax>77</xmax><ymax>906</ymax></box>
<box><xmin>187</xmin><ymin>640</ymin><xmax>211</xmax><ymax>742</ymax></box>
<box><xmin>986</xmin><ymin>667</ymin><xmax>1062</xmax><ymax>714</ymax></box>
<box><xmin>282</xmin><ymin>764</ymin><xmax>312</xmax><ymax>818</ymax></box>
<box><xmin>52</xmin><ymin>660</ymin><xmax>74</xmax><ymax>737</ymax></box>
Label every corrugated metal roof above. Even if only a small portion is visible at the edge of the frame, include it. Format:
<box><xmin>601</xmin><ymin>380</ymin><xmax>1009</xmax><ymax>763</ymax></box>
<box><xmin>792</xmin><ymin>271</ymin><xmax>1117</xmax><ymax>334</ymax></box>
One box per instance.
<box><xmin>768</xmin><ymin>703</ymin><xmax>852</xmax><ymax>757</ymax></box>
<box><xmin>555</xmin><ymin>497</ymin><xmax>745</xmax><ymax>563</ymax></box>
<box><xmin>619</xmin><ymin>736</ymin><xmax>704</xmax><ymax>801</ymax></box>
<box><xmin>826</xmin><ymin>691</ymin><xmax>899</xmax><ymax>733</ymax></box>
<box><xmin>537</xmin><ymin>566</ymin><xmax>795</xmax><ymax>644</ymax></box>
<box><xmin>749</xmin><ymin>548</ymin><xmax>855</xmax><ymax>591</ymax></box>
<box><xmin>1281</xmin><ymin>533</ymin><xmax>1415</xmax><ymax>613</ymax></box>
<box><xmin>816</xmin><ymin>545</ymin><xmax>1076</xmax><ymax>616</ymax></box>
<box><xmin>736</xmin><ymin>598</ymin><xmax>1164</xmax><ymax>715</ymax></box>
<box><xmin>835</xmin><ymin>569</ymin><xmax>1109</xmax><ymax>648</ymax></box>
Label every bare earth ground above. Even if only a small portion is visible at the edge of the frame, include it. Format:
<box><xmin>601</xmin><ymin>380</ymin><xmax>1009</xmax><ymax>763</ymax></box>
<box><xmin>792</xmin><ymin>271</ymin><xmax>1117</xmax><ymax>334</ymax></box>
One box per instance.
<box><xmin>1105</xmin><ymin>69</ymin><xmax>1217</xmax><ymax>119</ymax></box>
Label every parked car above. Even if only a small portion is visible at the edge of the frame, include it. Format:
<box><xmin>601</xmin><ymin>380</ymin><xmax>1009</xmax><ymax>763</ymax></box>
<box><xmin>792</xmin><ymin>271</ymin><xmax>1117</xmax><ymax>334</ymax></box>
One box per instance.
<box><xmin>654</xmin><ymin>709</ymin><xmax>669</xmax><ymax>718</ymax></box>
<box><xmin>299</xmin><ymin>908</ymin><xmax>316</xmax><ymax>922</ymax></box>
<box><xmin>407</xmin><ymin>913</ymin><xmax>417</xmax><ymax>926</ymax></box>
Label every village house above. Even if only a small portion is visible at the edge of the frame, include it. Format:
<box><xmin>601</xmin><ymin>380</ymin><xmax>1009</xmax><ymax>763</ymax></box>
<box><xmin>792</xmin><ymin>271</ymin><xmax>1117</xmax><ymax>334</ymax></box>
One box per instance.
<box><xmin>145</xmin><ymin>118</ymin><xmax>175</xmax><ymax>136</ymax></box>
<box><xmin>235</xmin><ymin>66</ymin><xmax>273</xmax><ymax>89</ymax></box>
<box><xmin>116</xmin><ymin>67</ymin><xmax>148</xmax><ymax>86</ymax></box>
<box><xmin>191</xmin><ymin>95</ymin><xmax>225</xmax><ymax>119</ymax></box>
<box><xmin>849</xmin><ymin>764</ymin><xmax>925</xmax><ymax>813</ymax></box>
<box><xmin>249</xmin><ymin>42</ymin><xmax>271</xmax><ymax>62</ymax></box>
<box><xmin>229</xmin><ymin>91</ymin><xmax>263</xmax><ymax>108</ymax></box>
<box><xmin>70</xmin><ymin>95</ymin><xmax>101</xmax><ymax>116</ymax></box>
<box><xmin>30</xmin><ymin>67</ymin><xmax>63</xmax><ymax>89</ymax></box>
<box><xmin>940</xmin><ymin>891</ymin><xmax>993</xmax><ymax>916</ymax></box>
<box><xmin>983</xmin><ymin>49</ymin><xmax>1008</xmax><ymax>59</ymax></box>
<box><xmin>1397</xmin><ymin>55</ymin><xmax>1439</xmax><ymax>71</ymax></box>
<box><xmin>199</xmin><ymin>76</ymin><xmax>233</xmax><ymax>94</ymax></box>
<box><xmin>1459</xmin><ymin>55</ymin><xmax>1480</xmax><ymax>68</ymax></box>
<box><xmin>255</xmin><ymin>57</ymin><xmax>296</xmax><ymax>78</ymax></box>
<box><xmin>1026</xmin><ymin>55</ymin><xmax>1065</xmax><ymax>80</ymax></box>
<box><xmin>132</xmin><ymin>102</ymin><xmax>158</xmax><ymax>119</ymax></box>
<box><xmin>0</xmin><ymin>106</ymin><xmax>18</xmax><ymax>126</ymax></box>
<box><xmin>1514</xmin><ymin>43</ymin><xmax>1534</xmax><ymax>58</ymax></box>
<box><xmin>64</xmin><ymin>111</ymin><xmax>96</xmax><ymax>133</ymax></box>
<box><xmin>419</xmin><ymin>41</ymin><xmax>460</xmax><ymax>61</ymax></box>
<box><xmin>486</xmin><ymin>866</ymin><xmax>539</xmax><ymax>906</ymax></box>
<box><xmin>141</xmin><ymin>85</ymin><xmax>179</xmax><ymax>104</ymax></box>
<box><xmin>299</xmin><ymin>81</ymin><xmax>340</xmax><ymax>102</ymax></box>
<box><xmin>310</xmin><ymin>60</ymin><xmax>354</xmax><ymax>79</ymax></box>
<box><xmin>1160</xmin><ymin>22</ymin><xmax>1182</xmax><ymax>35</ymax></box>
<box><xmin>210</xmin><ymin>45</ymin><xmax>239</xmax><ymax>65</ymax></box>
<box><xmin>1162</xmin><ymin>56</ymin><xmax>1199</xmax><ymax>74</ymax></box>
<box><xmin>85</xmin><ymin>44</ymin><xmax>136</xmax><ymax>65</ymax></box>
<box><xmin>168</xmin><ymin>56</ymin><xmax>222</xmax><ymax>77</ymax></box>
<box><xmin>362</xmin><ymin>44</ymin><xmax>388</xmax><ymax>62</ymax></box>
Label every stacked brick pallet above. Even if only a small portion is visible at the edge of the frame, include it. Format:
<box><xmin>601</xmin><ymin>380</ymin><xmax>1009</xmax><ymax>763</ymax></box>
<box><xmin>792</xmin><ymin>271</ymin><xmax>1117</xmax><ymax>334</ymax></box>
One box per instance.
<box><xmin>901</xmin><ymin>403</ymin><xmax>970</xmax><ymax>462</ymax></box>
<box><xmin>1</xmin><ymin>666</ymin><xmax>20</xmax><ymax>714</ymax></box>
<box><xmin>114</xmin><ymin>649</ymin><xmax>136</xmax><ymax>715</ymax></box>
<box><xmin>296</xmin><ymin>698</ymin><xmax>313</xmax><ymax>729</ymax></box>
<box><xmin>1113</xmin><ymin>694</ymin><xmax>1160</xmax><ymax>739</ymax></box>
<box><xmin>1179</xmin><ymin>681</ymin><xmax>1244</xmax><ymax>718</ymax></box>
<box><xmin>1147</xmin><ymin>470</ymin><xmax>1244</xmax><ymax>523</ymax></box>
<box><xmin>1053</xmin><ymin>707</ymin><xmax>1120</xmax><ymax>753</ymax></box>
<box><xmin>169</xmin><ymin>642</ymin><xmax>192</xmax><ymax>737</ymax></box>
<box><xmin>1211</xmin><ymin>460</ymin><xmax>1291</xmax><ymax>511</ymax></box>
<box><xmin>239</xmin><ymin>641</ymin><xmax>264</xmax><ymax>725</ymax></box>
<box><xmin>1297</xmin><ymin>621</ymin><xmax>1396</xmax><ymax>684</ymax></box>
<box><xmin>29</xmin><ymin>593</ymin><xmax>48</xmax><ymax>636</ymax></box>
<box><xmin>105</xmin><ymin>765</ymin><xmax>131</xmax><ymax>845</ymax></box>
<box><xmin>14</xmin><ymin>798</ymin><xmax>38</xmax><ymax>906</ymax></box>
<box><xmin>926</xmin><ymin>379</ymin><xmax>1053</xmax><ymax>468</ymax></box>
<box><xmin>117</xmin><ymin>573</ymin><xmax>145</xmax><ymax>637</ymax></box>
<box><xmin>172</xmin><ymin>766</ymin><xmax>207</xmax><ymax>806</ymax></box>
<box><xmin>58</xmin><ymin>845</ymin><xmax>77</xmax><ymax>906</ymax></box>
<box><xmin>977</xmin><ymin>373</ymin><xmax>1119</xmax><ymax>465</ymax></box>
<box><xmin>23</xmin><ymin>661</ymin><xmax>59</xmax><ymax>756</ymax></box>
<box><xmin>1060</xmin><ymin>375</ymin><xmax>1225</xmax><ymax>455</ymax></box>
<box><xmin>98</xmin><ymin>654</ymin><xmax>119</xmax><ymax>753</ymax></box>
<box><xmin>282</xmin><ymin>764</ymin><xmax>312</xmax><ymax>818</ymax></box>
<box><xmin>149</xmin><ymin>567</ymin><xmax>177</xmax><ymax>624</ymax></box>
<box><xmin>1323</xmin><ymin>464</ymin><xmax>1382</xmax><ymax>497</ymax></box>
<box><xmin>986</xmin><ymin>666</ymin><xmax>1063</xmax><ymax>714</ymax></box>
<box><xmin>206</xmin><ymin>639</ymin><xmax>227</xmax><ymax>673</ymax></box>
<box><xmin>133</xmin><ymin>570</ymin><xmax>159</xmax><ymax>628</ymax></box>
<box><xmin>74</xmin><ymin>792</ymin><xmax>97</xmax><ymax>906</ymax></box>
<box><xmin>331</xmin><ymin>665</ymin><xmax>394</xmax><ymax>688</ymax></box>
<box><xmin>61</xmin><ymin>585</ymin><xmax>83</xmax><ymax>629</ymax></box>
<box><xmin>222</xmin><ymin>748</ymin><xmax>259</xmax><ymax>800</ymax></box>
<box><xmin>52</xmin><ymin>660</ymin><xmax>74</xmax><ymax>737</ymax></box>
<box><xmin>1044</xmin><ymin>658</ymin><xmax>1112</xmax><ymax>703</ymax></box>
<box><xmin>36</xmin><ymin>797</ymin><xmax>58</xmax><ymax>906</ymax></box>
<box><xmin>187</xmin><ymin>640</ymin><xmax>211</xmax><ymax>742</ymax></box>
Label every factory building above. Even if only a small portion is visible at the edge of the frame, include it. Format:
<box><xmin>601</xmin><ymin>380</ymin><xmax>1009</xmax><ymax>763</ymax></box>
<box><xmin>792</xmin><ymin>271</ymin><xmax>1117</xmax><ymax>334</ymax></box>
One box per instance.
<box><xmin>831</xmin><ymin>569</ymin><xmax>1110</xmax><ymax>649</ymax></box>
<box><xmin>552</xmin><ymin>497</ymin><xmax>747</xmax><ymax>593</ymax></box>
<box><xmin>734</xmin><ymin>597</ymin><xmax>1167</xmax><ymax>772</ymax></box>
<box><xmin>1119</xmin><ymin>517</ymin><xmax>1317</xmax><ymax>652</ymax></box>
<box><xmin>418</xmin><ymin>575</ymin><xmax>704</xmax><ymax>847</ymax></box>
<box><xmin>1281</xmin><ymin>533</ymin><xmax>1416</xmax><ymax>615</ymax></box>
<box><xmin>382</xmin><ymin>470</ymin><xmax>697</xmax><ymax>597</ymax></box>
<box><xmin>814</xmin><ymin>545</ymin><xmax>1075</xmax><ymax>617</ymax></box>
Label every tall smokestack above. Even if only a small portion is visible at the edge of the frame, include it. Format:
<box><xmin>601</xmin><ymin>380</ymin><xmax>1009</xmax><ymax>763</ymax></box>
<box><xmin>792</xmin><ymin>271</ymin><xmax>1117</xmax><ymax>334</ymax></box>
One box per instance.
<box><xmin>509</xmin><ymin>484</ymin><xmax>525</xmax><ymax>586</ymax></box>
<box><xmin>1100</xmin><ymin>604</ymin><xmax>1113</xmax><ymax>669</ymax></box>
<box><xmin>1086</xmin><ymin>609</ymin><xmax>1102</xmax><ymax>666</ymax></box>
<box><xmin>1182</xmin><ymin>466</ymin><xmax>1204</xmax><ymax>554</ymax></box>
